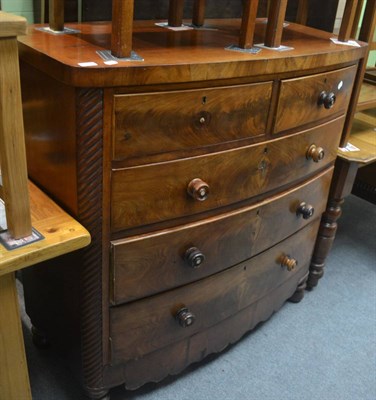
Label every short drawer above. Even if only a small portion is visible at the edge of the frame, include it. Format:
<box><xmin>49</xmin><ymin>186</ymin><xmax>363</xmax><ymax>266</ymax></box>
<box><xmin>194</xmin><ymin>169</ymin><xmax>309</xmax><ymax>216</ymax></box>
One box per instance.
<box><xmin>111</xmin><ymin>167</ymin><xmax>332</xmax><ymax>304</ymax></box>
<box><xmin>274</xmin><ymin>65</ymin><xmax>357</xmax><ymax>133</ymax></box>
<box><xmin>113</xmin><ymin>82</ymin><xmax>272</xmax><ymax>162</ymax></box>
<box><xmin>110</xmin><ymin>219</ymin><xmax>320</xmax><ymax>363</ymax></box>
<box><xmin>111</xmin><ymin>116</ymin><xmax>344</xmax><ymax>232</ymax></box>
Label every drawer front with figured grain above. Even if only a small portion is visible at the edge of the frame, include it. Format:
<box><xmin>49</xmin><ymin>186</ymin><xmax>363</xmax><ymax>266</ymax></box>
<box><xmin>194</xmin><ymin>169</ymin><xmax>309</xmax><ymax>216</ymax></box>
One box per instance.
<box><xmin>113</xmin><ymin>82</ymin><xmax>272</xmax><ymax>162</ymax></box>
<box><xmin>111</xmin><ymin>167</ymin><xmax>332</xmax><ymax>305</ymax></box>
<box><xmin>111</xmin><ymin>116</ymin><xmax>344</xmax><ymax>232</ymax></box>
<box><xmin>110</xmin><ymin>219</ymin><xmax>320</xmax><ymax>363</ymax></box>
<box><xmin>274</xmin><ymin>65</ymin><xmax>357</xmax><ymax>133</ymax></box>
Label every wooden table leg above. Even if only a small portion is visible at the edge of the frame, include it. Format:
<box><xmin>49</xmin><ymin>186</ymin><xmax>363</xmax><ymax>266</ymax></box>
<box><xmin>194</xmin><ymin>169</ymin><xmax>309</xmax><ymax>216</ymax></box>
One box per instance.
<box><xmin>0</xmin><ymin>273</ymin><xmax>32</xmax><ymax>400</ymax></box>
<box><xmin>307</xmin><ymin>158</ymin><xmax>359</xmax><ymax>289</ymax></box>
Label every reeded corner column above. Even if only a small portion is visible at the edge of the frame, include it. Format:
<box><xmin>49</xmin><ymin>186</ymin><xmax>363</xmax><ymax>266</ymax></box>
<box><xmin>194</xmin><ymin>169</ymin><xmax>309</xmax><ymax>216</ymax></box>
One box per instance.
<box><xmin>192</xmin><ymin>0</ymin><xmax>206</xmax><ymax>27</ymax></box>
<box><xmin>111</xmin><ymin>0</ymin><xmax>134</xmax><ymax>59</ymax></box>
<box><xmin>168</xmin><ymin>0</ymin><xmax>184</xmax><ymax>27</ymax></box>
<box><xmin>49</xmin><ymin>0</ymin><xmax>64</xmax><ymax>32</ymax></box>
<box><xmin>264</xmin><ymin>0</ymin><xmax>288</xmax><ymax>48</ymax></box>
<box><xmin>239</xmin><ymin>0</ymin><xmax>260</xmax><ymax>49</ymax></box>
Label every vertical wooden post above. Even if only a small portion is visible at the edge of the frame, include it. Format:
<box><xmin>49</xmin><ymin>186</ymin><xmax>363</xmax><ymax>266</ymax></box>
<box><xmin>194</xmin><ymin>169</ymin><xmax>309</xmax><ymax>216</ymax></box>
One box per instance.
<box><xmin>49</xmin><ymin>0</ymin><xmax>64</xmax><ymax>31</ymax></box>
<box><xmin>0</xmin><ymin>12</ymin><xmax>32</xmax><ymax>239</ymax></box>
<box><xmin>358</xmin><ymin>0</ymin><xmax>376</xmax><ymax>42</ymax></box>
<box><xmin>239</xmin><ymin>0</ymin><xmax>260</xmax><ymax>49</ymax></box>
<box><xmin>264</xmin><ymin>0</ymin><xmax>288</xmax><ymax>48</ymax></box>
<box><xmin>338</xmin><ymin>0</ymin><xmax>359</xmax><ymax>42</ymax></box>
<box><xmin>0</xmin><ymin>273</ymin><xmax>32</xmax><ymax>400</ymax></box>
<box><xmin>168</xmin><ymin>0</ymin><xmax>184</xmax><ymax>27</ymax></box>
<box><xmin>111</xmin><ymin>0</ymin><xmax>134</xmax><ymax>59</ymax></box>
<box><xmin>350</xmin><ymin>0</ymin><xmax>365</xmax><ymax>37</ymax></box>
<box><xmin>192</xmin><ymin>0</ymin><xmax>206</xmax><ymax>27</ymax></box>
<box><xmin>296</xmin><ymin>0</ymin><xmax>309</xmax><ymax>25</ymax></box>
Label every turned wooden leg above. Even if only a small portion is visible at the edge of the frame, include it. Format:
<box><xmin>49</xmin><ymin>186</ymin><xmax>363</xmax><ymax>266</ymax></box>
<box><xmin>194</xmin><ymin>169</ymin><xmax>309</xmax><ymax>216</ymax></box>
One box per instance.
<box><xmin>84</xmin><ymin>388</ymin><xmax>110</xmax><ymax>400</ymax></box>
<box><xmin>307</xmin><ymin>158</ymin><xmax>359</xmax><ymax>289</ymax></box>
<box><xmin>289</xmin><ymin>272</ymin><xmax>308</xmax><ymax>303</ymax></box>
<box><xmin>307</xmin><ymin>198</ymin><xmax>342</xmax><ymax>288</ymax></box>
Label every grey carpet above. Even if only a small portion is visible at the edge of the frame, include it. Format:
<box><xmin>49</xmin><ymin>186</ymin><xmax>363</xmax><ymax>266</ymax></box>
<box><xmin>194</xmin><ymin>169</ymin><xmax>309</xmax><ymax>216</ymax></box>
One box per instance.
<box><xmin>20</xmin><ymin>194</ymin><xmax>376</xmax><ymax>400</ymax></box>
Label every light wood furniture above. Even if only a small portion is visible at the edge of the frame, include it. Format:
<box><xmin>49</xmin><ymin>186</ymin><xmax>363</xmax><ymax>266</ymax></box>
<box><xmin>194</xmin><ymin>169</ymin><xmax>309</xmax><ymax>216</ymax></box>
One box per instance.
<box><xmin>0</xmin><ymin>11</ymin><xmax>91</xmax><ymax>400</ymax></box>
<box><xmin>0</xmin><ymin>11</ymin><xmax>31</xmax><ymax>239</ymax></box>
<box><xmin>17</xmin><ymin>5</ymin><xmax>367</xmax><ymax>400</ymax></box>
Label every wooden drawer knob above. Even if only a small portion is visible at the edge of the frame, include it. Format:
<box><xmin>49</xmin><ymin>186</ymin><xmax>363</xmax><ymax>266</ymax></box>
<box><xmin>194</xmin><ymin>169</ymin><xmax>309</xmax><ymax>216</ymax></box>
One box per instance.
<box><xmin>296</xmin><ymin>202</ymin><xmax>314</xmax><ymax>219</ymax></box>
<box><xmin>184</xmin><ymin>247</ymin><xmax>206</xmax><ymax>268</ymax></box>
<box><xmin>318</xmin><ymin>91</ymin><xmax>336</xmax><ymax>109</ymax></box>
<box><xmin>187</xmin><ymin>178</ymin><xmax>210</xmax><ymax>201</ymax></box>
<box><xmin>306</xmin><ymin>144</ymin><xmax>325</xmax><ymax>162</ymax></box>
<box><xmin>175</xmin><ymin>307</ymin><xmax>196</xmax><ymax>328</ymax></box>
<box><xmin>280</xmin><ymin>255</ymin><xmax>297</xmax><ymax>271</ymax></box>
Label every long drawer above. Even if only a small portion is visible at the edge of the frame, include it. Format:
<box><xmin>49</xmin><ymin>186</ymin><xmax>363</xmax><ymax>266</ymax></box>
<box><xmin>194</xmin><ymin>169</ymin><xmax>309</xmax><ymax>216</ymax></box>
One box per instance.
<box><xmin>274</xmin><ymin>65</ymin><xmax>357</xmax><ymax>133</ymax></box>
<box><xmin>113</xmin><ymin>82</ymin><xmax>272</xmax><ymax>162</ymax></box>
<box><xmin>111</xmin><ymin>167</ymin><xmax>332</xmax><ymax>305</ymax></box>
<box><xmin>111</xmin><ymin>116</ymin><xmax>344</xmax><ymax>232</ymax></box>
<box><xmin>110</xmin><ymin>219</ymin><xmax>320</xmax><ymax>364</ymax></box>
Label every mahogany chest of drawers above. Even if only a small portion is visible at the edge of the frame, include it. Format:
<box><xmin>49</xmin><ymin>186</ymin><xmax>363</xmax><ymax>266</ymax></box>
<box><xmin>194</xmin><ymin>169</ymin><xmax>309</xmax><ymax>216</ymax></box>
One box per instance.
<box><xmin>18</xmin><ymin>19</ymin><xmax>366</xmax><ymax>399</ymax></box>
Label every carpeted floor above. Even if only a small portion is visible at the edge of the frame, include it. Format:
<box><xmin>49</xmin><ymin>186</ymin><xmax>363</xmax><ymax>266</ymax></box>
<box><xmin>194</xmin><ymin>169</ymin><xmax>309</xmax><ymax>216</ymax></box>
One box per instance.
<box><xmin>20</xmin><ymin>194</ymin><xmax>376</xmax><ymax>400</ymax></box>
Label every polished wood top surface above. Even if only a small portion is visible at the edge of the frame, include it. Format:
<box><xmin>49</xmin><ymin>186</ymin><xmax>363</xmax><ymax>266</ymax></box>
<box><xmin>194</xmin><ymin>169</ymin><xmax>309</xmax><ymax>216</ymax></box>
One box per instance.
<box><xmin>18</xmin><ymin>19</ymin><xmax>367</xmax><ymax>87</ymax></box>
<box><xmin>0</xmin><ymin>181</ymin><xmax>91</xmax><ymax>276</ymax></box>
<box><xmin>0</xmin><ymin>11</ymin><xmax>27</xmax><ymax>38</ymax></box>
<box><xmin>338</xmin><ymin>109</ymin><xmax>376</xmax><ymax>164</ymax></box>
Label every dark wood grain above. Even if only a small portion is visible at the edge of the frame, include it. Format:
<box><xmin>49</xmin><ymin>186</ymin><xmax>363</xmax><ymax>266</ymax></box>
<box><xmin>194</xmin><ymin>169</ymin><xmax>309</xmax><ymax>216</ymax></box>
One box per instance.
<box><xmin>110</xmin><ymin>220</ymin><xmax>320</xmax><ymax>363</ymax></box>
<box><xmin>274</xmin><ymin>65</ymin><xmax>358</xmax><ymax>133</ymax></box>
<box><xmin>18</xmin><ymin>17</ymin><xmax>364</xmax><ymax>398</ymax></box>
<box><xmin>17</xmin><ymin>20</ymin><xmax>367</xmax><ymax>88</ymax></box>
<box><xmin>104</xmin><ymin>264</ymin><xmax>307</xmax><ymax>389</ymax></box>
<box><xmin>111</xmin><ymin>168</ymin><xmax>333</xmax><ymax>304</ymax></box>
<box><xmin>113</xmin><ymin>82</ymin><xmax>272</xmax><ymax>162</ymax></box>
<box><xmin>111</xmin><ymin>117</ymin><xmax>344</xmax><ymax>232</ymax></box>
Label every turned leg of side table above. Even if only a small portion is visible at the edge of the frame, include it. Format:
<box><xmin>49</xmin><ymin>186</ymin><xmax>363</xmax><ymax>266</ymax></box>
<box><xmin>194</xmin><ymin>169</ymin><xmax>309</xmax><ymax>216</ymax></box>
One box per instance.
<box><xmin>307</xmin><ymin>158</ymin><xmax>359</xmax><ymax>289</ymax></box>
<box><xmin>0</xmin><ymin>273</ymin><xmax>32</xmax><ymax>400</ymax></box>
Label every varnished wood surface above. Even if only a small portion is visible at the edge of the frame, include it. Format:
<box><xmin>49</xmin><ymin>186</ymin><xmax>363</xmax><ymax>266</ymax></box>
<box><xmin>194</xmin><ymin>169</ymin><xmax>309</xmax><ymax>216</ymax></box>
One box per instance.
<box><xmin>264</xmin><ymin>0</ymin><xmax>288</xmax><ymax>48</ymax></box>
<box><xmin>106</xmin><ymin>265</ymin><xmax>308</xmax><ymax>390</ymax></box>
<box><xmin>0</xmin><ymin>180</ymin><xmax>91</xmax><ymax>276</ymax></box>
<box><xmin>275</xmin><ymin>65</ymin><xmax>358</xmax><ymax>133</ymax></box>
<box><xmin>0</xmin><ymin>19</ymin><xmax>31</xmax><ymax>238</ymax></box>
<box><xmin>239</xmin><ymin>0</ymin><xmax>259</xmax><ymax>49</ymax></box>
<box><xmin>357</xmin><ymin>80</ymin><xmax>376</xmax><ymax>111</ymax></box>
<box><xmin>49</xmin><ymin>0</ymin><xmax>65</xmax><ymax>32</ymax></box>
<box><xmin>20</xmin><ymin>62</ymin><xmax>78</xmax><ymax>215</ymax></box>
<box><xmin>110</xmin><ymin>220</ymin><xmax>319</xmax><ymax>363</ymax></box>
<box><xmin>338</xmin><ymin>0</ymin><xmax>360</xmax><ymax>42</ymax></box>
<box><xmin>0</xmin><ymin>273</ymin><xmax>31</xmax><ymax>400</ymax></box>
<box><xmin>111</xmin><ymin>168</ymin><xmax>332</xmax><ymax>304</ymax></box>
<box><xmin>111</xmin><ymin>117</ymin><xmax>344</xmax><ymax>232</ymax></box>
<box><xmin>0</xmin><ymin>11</ymin><xmax>27</xmax><ymax>37</ymax></box>
<box><xmin>338</xmin><ymin>109</ymin><xmax>376</xmax><ymax>164</ymax></box>
<box><xmin>113</xmin><ymin>82</ymin><xmax>272</xmax><ymax>162</ymax></box>
<box><xmin>111</xmin><ymin>0</ymin><xmax>134</xmax><ymax>58</ymax></box>
<box><xmin>17</xmin><ymin>19</ymin><xmax>367</xmax><ymax>87</ymax></box>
